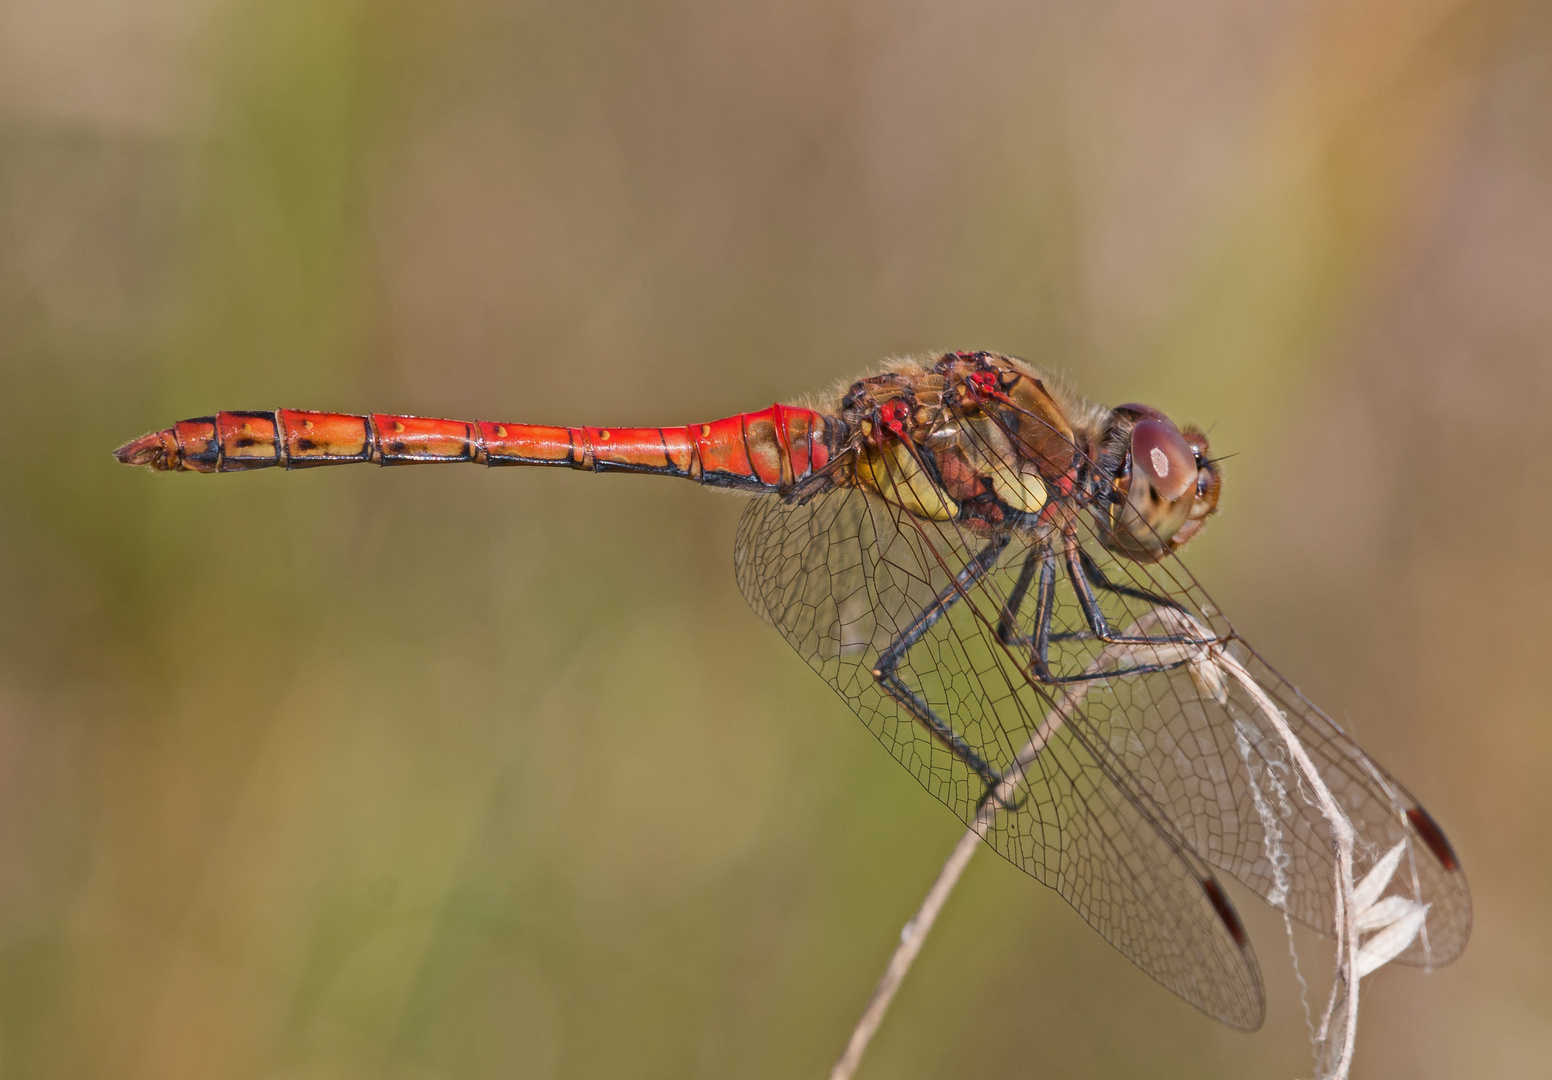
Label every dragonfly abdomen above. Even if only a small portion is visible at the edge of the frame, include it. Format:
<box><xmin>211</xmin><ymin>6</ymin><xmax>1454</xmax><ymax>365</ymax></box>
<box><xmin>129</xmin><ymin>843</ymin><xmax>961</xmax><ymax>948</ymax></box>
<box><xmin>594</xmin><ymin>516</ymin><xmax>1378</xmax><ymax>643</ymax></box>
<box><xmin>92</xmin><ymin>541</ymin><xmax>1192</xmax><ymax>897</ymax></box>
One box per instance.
<box><xmin>114</xmin><ymin>405</ymin><xmax>845</xmax><ymax>493</ymax></box>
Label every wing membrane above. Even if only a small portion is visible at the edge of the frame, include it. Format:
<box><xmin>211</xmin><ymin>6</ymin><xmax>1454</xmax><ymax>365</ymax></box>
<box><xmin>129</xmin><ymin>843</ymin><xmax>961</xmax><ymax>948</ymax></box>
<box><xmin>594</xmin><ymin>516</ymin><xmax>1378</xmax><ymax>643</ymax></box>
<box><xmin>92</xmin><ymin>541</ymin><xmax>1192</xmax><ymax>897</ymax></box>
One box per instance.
<box><xmin>735</xmin><ymin>486</ymin><xmax>1265</xmax><ymax>1029</ymax></box>
<box><xmin>734</xmin><ymin>372</ymin><xmax>1470</xmax><ymax>1022</ymax></box>
<box><xmin>1040</xmin><ymin>510</ymin><xmax>1472</xmax><ymax>967</ymax></box>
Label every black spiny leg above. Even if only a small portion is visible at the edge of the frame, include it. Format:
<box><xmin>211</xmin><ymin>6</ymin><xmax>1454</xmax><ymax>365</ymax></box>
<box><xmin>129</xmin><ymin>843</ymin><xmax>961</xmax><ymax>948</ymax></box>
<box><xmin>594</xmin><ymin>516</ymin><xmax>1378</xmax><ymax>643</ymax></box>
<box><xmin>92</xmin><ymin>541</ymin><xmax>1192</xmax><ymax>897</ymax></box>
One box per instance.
<box><xmin>996</xmin><ymin>548</ymin><xmax>1061</xmax><ymax>682</ymax></box>
<box><xmin>1062</xmin><ymin>537</ymin><xmax>1209</xmax><ymax>648</ymax></box>
<box><xmin>873</xmin><ymin>537</ymin><xmax>1012</xmax><ymax>804</ymax></box>
<box><xmin>995</xmin><ymin>549</ymin><xmax>1039</xmax><ymax>647</ymax></box>
<box><xmin>997</xmin><ymin>537</ymin><xmax>1215</xmax><ymax>684</ymax></box>
<box><xmin>1076</xmin><ymin>547</ymin><xmax>1187</xmax><ymax>616</ymax></box>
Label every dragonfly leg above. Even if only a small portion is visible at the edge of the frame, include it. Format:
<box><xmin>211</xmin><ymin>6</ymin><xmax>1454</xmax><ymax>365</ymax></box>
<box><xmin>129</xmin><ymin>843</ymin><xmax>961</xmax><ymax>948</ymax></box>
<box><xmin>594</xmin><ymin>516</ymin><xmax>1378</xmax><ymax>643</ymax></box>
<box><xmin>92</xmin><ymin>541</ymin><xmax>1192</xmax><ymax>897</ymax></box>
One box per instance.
<box><xmin>1063</xmin><ymin>535</ymin><xmax>1212</xmax><ymax>649</ymax></box>
<box><xmin>995</xmin><ymin>548</ymin><xmax>1063</xmax><ymax>680</ymax></box>
<box><xmin>995</xmin><ymin>548</ymin><xmax>1040</xmax><ymax>646</ymax></box>
<box><xmin>1075</xmin><ymin>547</ymin><xmax>1188</xmax><ymax>615</ymax></box>
<box><xmin>997</xmin><ymin>537</ymin><xmax>1211</xmax><ymax>685</ymax></box>
<box><xmin>873</xmin><ymin>537</ymin><xmax>1017</xmax><ymax>807</ymax></box>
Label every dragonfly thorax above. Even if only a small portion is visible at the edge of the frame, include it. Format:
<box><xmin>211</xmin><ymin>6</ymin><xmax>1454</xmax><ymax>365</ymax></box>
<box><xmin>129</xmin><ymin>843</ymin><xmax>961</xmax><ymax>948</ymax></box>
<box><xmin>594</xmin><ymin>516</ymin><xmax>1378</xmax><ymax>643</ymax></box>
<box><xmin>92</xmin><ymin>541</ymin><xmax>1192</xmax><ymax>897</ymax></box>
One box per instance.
<box><xmin>837</xmin><ymin>353</ymin><xmax>1083</xmax><ymax>534</ymax></box>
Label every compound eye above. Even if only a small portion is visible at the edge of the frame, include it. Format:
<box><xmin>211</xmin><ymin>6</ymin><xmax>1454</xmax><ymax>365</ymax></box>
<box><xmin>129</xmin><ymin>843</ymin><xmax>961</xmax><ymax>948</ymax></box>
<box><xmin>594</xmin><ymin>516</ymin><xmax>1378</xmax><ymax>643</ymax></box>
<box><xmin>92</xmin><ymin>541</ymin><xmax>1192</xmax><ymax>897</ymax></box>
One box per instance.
<box><xmin>1131</xmin><ymin>419</ymin><xmax>1195</xmax><ymax>501</ymax></box>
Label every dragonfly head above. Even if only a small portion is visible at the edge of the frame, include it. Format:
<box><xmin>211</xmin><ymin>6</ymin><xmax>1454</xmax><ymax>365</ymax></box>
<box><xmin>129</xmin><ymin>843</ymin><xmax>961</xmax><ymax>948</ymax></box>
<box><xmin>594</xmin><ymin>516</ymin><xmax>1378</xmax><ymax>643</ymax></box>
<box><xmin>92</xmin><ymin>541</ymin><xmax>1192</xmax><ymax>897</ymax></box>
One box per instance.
<box><xmin>1097</xmin><ymin>405</ymin><xmax>1221</xmax><ymax>561</ymax></box>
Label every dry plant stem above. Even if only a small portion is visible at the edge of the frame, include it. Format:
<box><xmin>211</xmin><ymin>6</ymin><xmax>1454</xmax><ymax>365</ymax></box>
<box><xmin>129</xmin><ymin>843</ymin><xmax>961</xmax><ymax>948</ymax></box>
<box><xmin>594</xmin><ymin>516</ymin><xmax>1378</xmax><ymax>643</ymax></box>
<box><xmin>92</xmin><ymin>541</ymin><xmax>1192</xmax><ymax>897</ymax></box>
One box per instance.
<box><xmin>826</xmin><ymin>628</ymin><xmax>1145</xmax><ymax>1080</ymax></box>
<box><xmin>1174</xmin><ymin>621</ymin><xmax>1360</xmax><ymax>1080</ymax></box>
<box><xmin>1216</xmin><ymin>655</ymin><xmax>1359</xmax><ymax>1078</ymax></box>
<box><xmin>825</xmin><ymin>828</ymin><xmax>982</xmax><ymax>1080</ymax></box>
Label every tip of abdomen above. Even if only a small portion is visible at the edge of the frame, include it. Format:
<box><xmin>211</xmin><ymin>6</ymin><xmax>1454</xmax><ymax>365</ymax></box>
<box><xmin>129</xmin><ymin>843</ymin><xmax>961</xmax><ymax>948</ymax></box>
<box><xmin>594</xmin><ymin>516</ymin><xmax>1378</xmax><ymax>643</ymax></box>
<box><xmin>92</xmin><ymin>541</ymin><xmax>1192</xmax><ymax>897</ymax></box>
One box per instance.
<box><xmin>114</xmin><ymin>429</ymin><xmax>178</xmax><ymax>470</ymax></box>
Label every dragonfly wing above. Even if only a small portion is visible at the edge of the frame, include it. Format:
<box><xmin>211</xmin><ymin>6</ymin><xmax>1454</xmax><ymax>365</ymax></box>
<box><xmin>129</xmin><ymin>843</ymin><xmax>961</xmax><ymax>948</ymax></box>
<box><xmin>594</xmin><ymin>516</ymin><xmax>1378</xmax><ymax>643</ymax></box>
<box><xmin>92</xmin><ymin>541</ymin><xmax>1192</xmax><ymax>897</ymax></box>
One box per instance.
<box><xmin>735</xmin><ymin>487</ymin><xmax>1265</xmax><ymax>1030</ymax></box>
<box><xmin>1048</xmin><ymin>508</ymin><xmax>1472</xmax><ymax>969</ymax></box>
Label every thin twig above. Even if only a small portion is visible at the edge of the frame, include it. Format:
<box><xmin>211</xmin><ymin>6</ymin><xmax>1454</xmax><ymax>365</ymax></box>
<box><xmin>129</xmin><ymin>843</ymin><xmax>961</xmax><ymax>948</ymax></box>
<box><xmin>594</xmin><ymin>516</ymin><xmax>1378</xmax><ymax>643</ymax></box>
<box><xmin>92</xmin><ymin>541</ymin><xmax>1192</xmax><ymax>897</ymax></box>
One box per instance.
<box><xmin>826</xmin><ymin>828</ymin><xmax>980</xmax><ymax>1080</ymax></box>
<box><xmin>1151</xmin><ymin>609</ymin><xmax>1362</xmax><ymax>1080</ymax></box>
<box><xmin>1211</xmin><ymin>651</ymin><xmax>1358</xmax><ymax>1078</ymax></box>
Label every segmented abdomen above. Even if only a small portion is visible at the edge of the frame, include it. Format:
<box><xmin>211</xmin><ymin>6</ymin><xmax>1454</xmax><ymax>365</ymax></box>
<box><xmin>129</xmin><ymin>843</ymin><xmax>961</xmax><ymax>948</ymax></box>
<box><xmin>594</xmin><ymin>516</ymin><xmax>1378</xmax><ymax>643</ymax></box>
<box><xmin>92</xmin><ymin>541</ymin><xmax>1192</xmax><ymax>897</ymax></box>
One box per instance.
<box><xmin>114</xmin><ymin>405</ymin><xmax>844</xmax><ymax>494</ymax></box>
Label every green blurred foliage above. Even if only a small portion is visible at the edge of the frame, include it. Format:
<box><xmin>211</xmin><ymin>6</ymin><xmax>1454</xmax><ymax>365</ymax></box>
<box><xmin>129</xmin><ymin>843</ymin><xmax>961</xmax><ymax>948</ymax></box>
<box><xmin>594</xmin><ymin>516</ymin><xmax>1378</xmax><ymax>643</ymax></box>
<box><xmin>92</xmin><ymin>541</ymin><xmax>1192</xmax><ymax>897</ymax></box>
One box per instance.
<box><xmin>2</xmin><ymin>0</ymin><xmax>1550</xmax><ymax>1077</ymax></box>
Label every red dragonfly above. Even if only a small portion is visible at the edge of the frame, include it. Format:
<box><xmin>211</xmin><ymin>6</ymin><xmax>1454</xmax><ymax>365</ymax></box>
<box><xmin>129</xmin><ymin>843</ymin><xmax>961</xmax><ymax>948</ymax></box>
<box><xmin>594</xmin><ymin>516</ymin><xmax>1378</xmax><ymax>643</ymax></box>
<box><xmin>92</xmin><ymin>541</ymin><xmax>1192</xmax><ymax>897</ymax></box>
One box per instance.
<box><xmin>115</xmin><ymin>350</ymin><xmax>1470</xmax><ymax>1029</ymax></box>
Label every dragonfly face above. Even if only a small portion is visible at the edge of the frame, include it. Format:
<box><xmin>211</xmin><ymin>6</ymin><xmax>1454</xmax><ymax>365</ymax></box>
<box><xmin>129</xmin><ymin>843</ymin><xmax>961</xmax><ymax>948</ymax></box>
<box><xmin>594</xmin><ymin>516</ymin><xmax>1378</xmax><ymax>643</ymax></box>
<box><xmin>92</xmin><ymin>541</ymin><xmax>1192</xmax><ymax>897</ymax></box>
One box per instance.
<box><xmin>1092</xmin><ymin>403</ymin><xmax>1222</xmax><ymax>562</ymax></box>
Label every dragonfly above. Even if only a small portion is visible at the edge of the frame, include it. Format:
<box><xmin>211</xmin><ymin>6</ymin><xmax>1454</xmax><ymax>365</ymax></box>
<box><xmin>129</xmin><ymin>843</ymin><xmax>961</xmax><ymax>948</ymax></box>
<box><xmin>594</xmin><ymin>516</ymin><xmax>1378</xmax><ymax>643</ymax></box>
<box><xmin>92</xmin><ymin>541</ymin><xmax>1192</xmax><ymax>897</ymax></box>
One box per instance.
<box><xmin>115</xmin><ymin>350</ymin><xmax>1470</xmax><ymax>1030</ymax></box>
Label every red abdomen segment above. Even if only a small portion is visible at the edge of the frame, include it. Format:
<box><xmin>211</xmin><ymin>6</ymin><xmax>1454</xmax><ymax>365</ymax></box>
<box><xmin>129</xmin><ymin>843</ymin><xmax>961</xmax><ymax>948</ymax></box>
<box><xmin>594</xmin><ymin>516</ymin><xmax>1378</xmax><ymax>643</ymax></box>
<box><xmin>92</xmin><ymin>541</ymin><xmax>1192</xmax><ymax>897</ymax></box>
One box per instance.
<box><xmin>114</xmin><ymin>406</ymin><xmax>844</xmax><ymax>493</ymax></box>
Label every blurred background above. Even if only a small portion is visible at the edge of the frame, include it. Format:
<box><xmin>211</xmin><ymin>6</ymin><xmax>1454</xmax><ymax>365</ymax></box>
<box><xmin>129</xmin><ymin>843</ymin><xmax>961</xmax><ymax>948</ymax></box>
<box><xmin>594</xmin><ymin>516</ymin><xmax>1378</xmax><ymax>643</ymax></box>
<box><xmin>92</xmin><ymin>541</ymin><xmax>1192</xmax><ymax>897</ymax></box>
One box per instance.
<box><xmin>2</xmin><ymin>0</ymin><xmax>1549</xmax><ymax>1076</ymax></box>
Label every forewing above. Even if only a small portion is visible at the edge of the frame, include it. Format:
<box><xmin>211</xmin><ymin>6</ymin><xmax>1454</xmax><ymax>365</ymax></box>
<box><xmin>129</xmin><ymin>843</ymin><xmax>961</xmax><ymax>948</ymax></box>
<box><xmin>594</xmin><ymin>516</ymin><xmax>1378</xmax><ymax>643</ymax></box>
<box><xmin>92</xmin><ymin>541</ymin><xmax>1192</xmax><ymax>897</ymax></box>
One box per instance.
<box><xmin>1046</xmin><ymin>509</ymin><xmax>1472</xmax><ymax>968</ymax></box>
<box><xmin>735</xmin><ymin>486</ymin><xmax>1265</xmax><ymax>1029</ymax></box>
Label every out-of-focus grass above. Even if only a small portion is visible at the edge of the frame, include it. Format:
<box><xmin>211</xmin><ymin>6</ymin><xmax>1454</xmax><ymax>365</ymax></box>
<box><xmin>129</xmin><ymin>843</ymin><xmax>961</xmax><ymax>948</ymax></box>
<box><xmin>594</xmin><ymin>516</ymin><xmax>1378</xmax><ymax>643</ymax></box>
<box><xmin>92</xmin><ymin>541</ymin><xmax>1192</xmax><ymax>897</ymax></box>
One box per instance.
<box><xmin>2</xmin><ymin>1</ymin><xmax>1550</xmax><ymax>1078</ymax></box>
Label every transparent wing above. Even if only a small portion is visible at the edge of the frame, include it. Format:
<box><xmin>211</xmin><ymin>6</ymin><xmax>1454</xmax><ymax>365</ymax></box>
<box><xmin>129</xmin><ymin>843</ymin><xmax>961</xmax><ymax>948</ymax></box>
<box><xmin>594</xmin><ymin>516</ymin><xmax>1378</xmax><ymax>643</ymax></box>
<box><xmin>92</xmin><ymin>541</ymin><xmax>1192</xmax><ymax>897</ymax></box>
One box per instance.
<box><xmin>1046</xmin><ymin>506</ymin><xmax>1472</xmax><ymax>968</ymax></box>
<box><xmin>735</xmin><ymin>486</ymin><xmax>1265</xmax><ymax>1030</ymax></box>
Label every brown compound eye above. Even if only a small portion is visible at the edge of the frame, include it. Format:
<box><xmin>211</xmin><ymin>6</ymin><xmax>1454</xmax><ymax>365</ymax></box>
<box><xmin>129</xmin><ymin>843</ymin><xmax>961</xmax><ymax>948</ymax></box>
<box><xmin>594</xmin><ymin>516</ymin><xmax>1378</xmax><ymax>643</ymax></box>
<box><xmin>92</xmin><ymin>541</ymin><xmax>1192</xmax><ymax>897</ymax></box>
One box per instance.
<box><xmin>1130</xmin><ymin>419</ymin><xmax>1195</xmax><ymax>501</ymax></box>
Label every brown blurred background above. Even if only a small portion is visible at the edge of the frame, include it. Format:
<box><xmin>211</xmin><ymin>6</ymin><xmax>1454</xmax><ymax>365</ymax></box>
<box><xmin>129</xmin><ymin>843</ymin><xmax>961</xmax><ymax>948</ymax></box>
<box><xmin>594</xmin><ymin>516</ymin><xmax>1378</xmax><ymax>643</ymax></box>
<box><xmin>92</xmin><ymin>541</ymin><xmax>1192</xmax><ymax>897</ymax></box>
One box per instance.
<box><xmin>2</xmin><ymin>0</ymin><xmax>1550</xmax><ymax>1077</ymax></box>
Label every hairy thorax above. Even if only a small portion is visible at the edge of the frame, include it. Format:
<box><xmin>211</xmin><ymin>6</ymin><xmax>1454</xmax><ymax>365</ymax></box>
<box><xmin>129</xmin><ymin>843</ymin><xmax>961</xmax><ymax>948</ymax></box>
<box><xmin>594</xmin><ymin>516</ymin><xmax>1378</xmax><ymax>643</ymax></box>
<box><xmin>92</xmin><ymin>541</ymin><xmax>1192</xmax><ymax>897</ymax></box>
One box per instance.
<box><xmin>836</xmin><ymin>352</ymin><xmax>1095</xmax><ymax>536</ymax></box>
